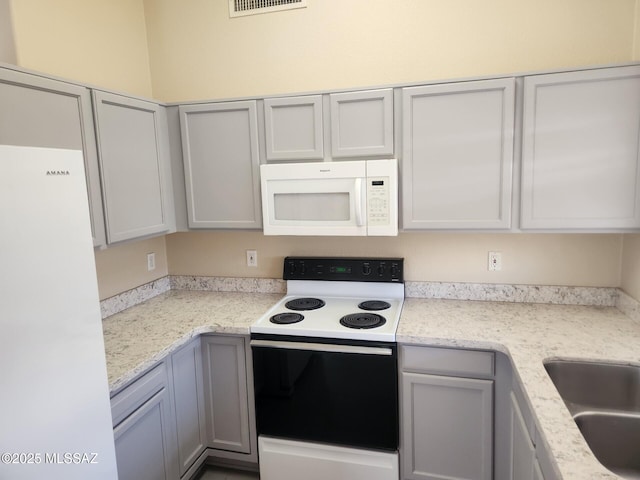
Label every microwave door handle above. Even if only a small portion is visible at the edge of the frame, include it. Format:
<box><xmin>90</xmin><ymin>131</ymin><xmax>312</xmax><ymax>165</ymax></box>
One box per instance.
<box><xmin>354</xmin><ymin>178</ymin><xmax>365</xmax><ymax>226</ymax></box>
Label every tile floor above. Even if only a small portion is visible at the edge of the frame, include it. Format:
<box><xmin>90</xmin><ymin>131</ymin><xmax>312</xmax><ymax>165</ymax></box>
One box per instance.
<box><xmin>193</xmin><ymin>465</ymin><xmax>259</xmax><ymax>480</ymax></box>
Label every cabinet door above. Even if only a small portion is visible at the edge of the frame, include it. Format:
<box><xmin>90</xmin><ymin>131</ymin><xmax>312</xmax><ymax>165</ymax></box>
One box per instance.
<box><xmin>402</xmin><ymin>372</ymin><xmax>493</xmax><ymax>480</ymax></box>
<box><xmin>402</xmin><ymin>78</ymin><xmax>515</xmax><ymax>229</ymax></box>
<box><xmin>113</xmin><ymin>387</ymin><xmax>178</xmax><ymax>480</ymax></box>
<box><xmin>330</xmin><ymin>89</ymin><xmax>393</xmax><ymax>157</ymax></box>
<box><xmin>0</xmin><ymin>68</ymin><xmax>106</xmax><ymax>247</ymax></box>
<box><xmin>533</xmin><ymin>460</ymin><xmax>545</xmax><ymax>480</ymax></box>
<box><xmin>521</xmin><ymin>65</ymin><xmax>640</xmax><ymax>230</ymax></box>
<box><xmin>179</xmin><ymin>101</ymin><xmax>262</xmax><ymax>229</ymax></box>
<box><xmin>93</xmin><ymin>91</ymin><xmax>174</xmax><ymax>243</ymax></box>
<box><xmin>264</xmin><ymin>95</ymin><xmax>324</xmax><ymax>160</ymax></box>
<box><xmin>510</xmin><ymin>392</ymin><xmax>536</xmax><ymax>480</ymax></box>
<box><xmin>111</xmin><ymin>364</ymin><xmax>178</xmax><ymax>480</ymax></box>
<box><xmin>201</xmin><ymin>335</ymin><xmax>252</xmax><ymax>454</ymax></box>
<box><xmin>171</xmin><ymin>339</ymin><xmax>207</xmax><ymax>476</ymax></box>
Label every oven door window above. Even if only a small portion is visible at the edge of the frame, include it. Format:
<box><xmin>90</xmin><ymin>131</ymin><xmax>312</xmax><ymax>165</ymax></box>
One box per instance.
<box><xmin>252</xmin><ymin>342</ymin><xmax>398</xmax><ymax>451</ymax></box>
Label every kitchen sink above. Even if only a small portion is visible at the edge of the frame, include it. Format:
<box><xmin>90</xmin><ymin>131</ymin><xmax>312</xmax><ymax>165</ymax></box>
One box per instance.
<box><xmin>544</xmin><ymin>360</ymin><xmax>640</xmax><ymax>479</ymax></box>
<box><xmin>574</xmin><ymin>412</ymin><xmax>640</xmax><ymax>478</ymax></box>
<box><xmin>544</xmin><ymin>360</ymin><xmax>640</xmax><ymax>413</ymax></box>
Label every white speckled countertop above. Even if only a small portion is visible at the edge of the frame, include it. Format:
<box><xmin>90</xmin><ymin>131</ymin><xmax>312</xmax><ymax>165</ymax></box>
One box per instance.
<box><xmin>102</xmin><ymin>289</ymin><xmax>640</xmax><ymax>480</ymax></box>
<box><xmin>102</xmin><ymin>290</ymin><xmax>281</xmax><ymax>393</ymax></box>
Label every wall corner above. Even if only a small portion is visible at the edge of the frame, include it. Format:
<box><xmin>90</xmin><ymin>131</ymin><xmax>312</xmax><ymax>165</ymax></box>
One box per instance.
<box><xmin>0</xmin><ymin>0</ymin><xmax>17</xmax><ymax>64</ymax></box>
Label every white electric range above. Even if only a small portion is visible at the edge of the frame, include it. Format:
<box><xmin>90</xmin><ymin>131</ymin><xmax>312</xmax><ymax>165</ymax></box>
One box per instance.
<box><xmin>250</xmin><ymin>257</ymin><xmax>404</xmax><ymax>480</ymax></box>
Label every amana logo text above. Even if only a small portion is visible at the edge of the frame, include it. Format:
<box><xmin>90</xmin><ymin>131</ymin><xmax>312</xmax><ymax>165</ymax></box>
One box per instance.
<box><xmin>46</xmin><ymin>170</ymin><xmax>70</xmax><ymax>176</ymax></box>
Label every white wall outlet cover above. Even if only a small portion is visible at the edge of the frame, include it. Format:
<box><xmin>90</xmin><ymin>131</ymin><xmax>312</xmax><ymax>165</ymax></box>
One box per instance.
<box><xmin>147</xmin><ymin>252</ymin><xmax>156</xmax><ymax>271</ymax></box>
<box><xmin>246</xmin><ymin>250</ymin><xmax>258</xmax><ymax>267</ymax></box>
<box><xmin>488</xmin><ymin>251</ymin><xmax>502</xmax><ymax>271</ymax></box>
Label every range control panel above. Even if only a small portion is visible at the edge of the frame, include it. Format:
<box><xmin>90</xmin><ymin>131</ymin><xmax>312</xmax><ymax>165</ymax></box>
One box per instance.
<box><xmin>283</xmin><ymin>257</ymin><xmax>404</xmax><ymax>283</ymax></box>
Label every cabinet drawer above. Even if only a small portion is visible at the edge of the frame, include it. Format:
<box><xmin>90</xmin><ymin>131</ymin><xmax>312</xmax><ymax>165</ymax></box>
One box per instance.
<box><xmin>401</xmin><ymin>345</ymin><xmax>494</xmax><ymax>377</ymax></box>
<box><xmin>111</xmin><ymin>363</ymin><xmax>167</xmax><ymax>427</ymax></box>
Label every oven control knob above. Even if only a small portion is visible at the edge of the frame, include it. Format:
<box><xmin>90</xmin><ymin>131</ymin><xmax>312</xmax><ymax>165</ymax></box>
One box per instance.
<box><xmin>362</xmin><ymin>264</ymin><xmax>371</xmax><ymax>275</ymax></box>
<box><xmin>391</xmin><ymin>264</ymin><xmax>400</xmax><ymax>278</ymax></box>
<box><xmin>377</xmin><ymin>265</ymin><xmax>386</xmax><ymax>276</ymax></box>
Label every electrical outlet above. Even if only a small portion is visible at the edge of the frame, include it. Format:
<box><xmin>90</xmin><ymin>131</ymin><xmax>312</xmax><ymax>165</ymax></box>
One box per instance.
<box><xmin>246</xmin><ymin>250</ymin><xmax>258</xmax><ymax>267</ymax></box>
<box><xmin>488</xmin><ymin>251</ymin><xmax>502</xmax><ymax>271</ymax></box>
<box><xmin>147</xmin><ymin>252</ymin><xmax>156</xmax><ymax>271</ymax></box>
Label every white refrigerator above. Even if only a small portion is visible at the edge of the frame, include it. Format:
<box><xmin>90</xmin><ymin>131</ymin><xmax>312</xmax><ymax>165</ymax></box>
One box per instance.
<box><xmin>0</xmin><ymin>145</ymin><xmax>118</xmax><ymax>479</ymax></box>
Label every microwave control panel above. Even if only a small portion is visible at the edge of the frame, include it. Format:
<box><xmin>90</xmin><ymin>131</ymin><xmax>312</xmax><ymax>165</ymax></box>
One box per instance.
<box><xmin>367</xmin><ymin>177</ymin><xmax>390</xmax><ymax>225</ymax></box>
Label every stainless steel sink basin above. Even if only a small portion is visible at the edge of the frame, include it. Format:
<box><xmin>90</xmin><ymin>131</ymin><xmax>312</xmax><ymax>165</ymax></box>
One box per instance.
<box><xmin>544</xmin><ymin>360</ymin><xmax>640</xmax><ymax>413</ymax></box>
<box><xmin>574</xmin><ymin>412</ymin><xmax>640</xmax><ymax>479</ymax></box>
<box><xmin>544</xmin><ymin>360</ymin><xmax>640</xmax><ymax>479</ymax></box>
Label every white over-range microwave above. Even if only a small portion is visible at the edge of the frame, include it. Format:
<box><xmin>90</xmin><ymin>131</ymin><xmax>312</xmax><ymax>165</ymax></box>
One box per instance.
<box><xmin>260</xmin><ymin>158</ymin><xmax>398</xmax><ymax>236</ymax></box>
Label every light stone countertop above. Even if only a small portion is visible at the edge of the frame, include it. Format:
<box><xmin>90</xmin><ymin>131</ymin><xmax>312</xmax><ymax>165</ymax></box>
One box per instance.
<box><xmin>102</xmin><ymin>289</ymin><xmax>281</xmax><ymax>393</ymax></box>
<box><xmin>102</xmin><ymin>290</ymin><xmax>640</xmax><ymax>480</ymax></box>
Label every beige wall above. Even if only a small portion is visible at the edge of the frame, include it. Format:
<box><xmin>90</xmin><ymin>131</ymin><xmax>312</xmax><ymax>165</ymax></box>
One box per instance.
<box><xmin>167</xmin><ymin>232</ymin><xmax>623</xmax><ymax>288</ymax></box>
<box><xmin>636</xmin><ymin>0</ymin><xmax>640</xmax><ymax>59</ymax></box>
<box><xmin>10</xmin><ymin>0</ymin><xmax>153</xmax><ymax>97</ymax></box>
<box><xmin>94</xmin><ymin>236</ymin><xmax>168</xmax><ymax>300</ymax></box>
<box><xmin>621</xmin><ymin>235</ymin><xmax>640</xmax><ymax>299</ymax></box>
<box><xmin>143</xmin><ymin>0</ymin><xmax>637</xmax><ymax>102</ymax></box>
<box><xmin>0</xmin><ymin>0</ymin><xmax>16</xmax><ymax>64</ymax></box>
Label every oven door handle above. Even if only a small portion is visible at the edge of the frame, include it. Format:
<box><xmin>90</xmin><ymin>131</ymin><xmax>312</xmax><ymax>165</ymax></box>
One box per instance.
<box><xmin>250</xmin><ymin>339</ymin><xmax>393</xmax><ymax>356</ymax></box>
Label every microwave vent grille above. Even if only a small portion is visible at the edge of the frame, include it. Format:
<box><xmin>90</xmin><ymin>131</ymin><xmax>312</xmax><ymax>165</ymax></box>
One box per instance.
<box><xmin>229</xmin><ymin>0</ymin><xmax>307</xmax><ymax>17</ymax></box>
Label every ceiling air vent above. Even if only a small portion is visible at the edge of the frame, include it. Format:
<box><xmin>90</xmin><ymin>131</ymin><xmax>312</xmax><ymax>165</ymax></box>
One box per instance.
<box><xmin>229</xmin><ymin>0</ymin><xmax>307</xmax><ymax>17</ymax></box>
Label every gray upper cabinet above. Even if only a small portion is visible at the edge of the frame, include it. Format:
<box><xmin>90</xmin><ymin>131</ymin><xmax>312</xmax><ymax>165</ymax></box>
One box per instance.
<box><xmin>264</xmin><ymin>95</ymin><xmax>323</xmax><ymax>161</ymax></box>
<box><xmin>92</xmin><ymin>91</ymin><xmax>175</xmax><ymax>244</ymax></box>
<box><xmin>521</xmin><ymin>65</ymin><xmax>640</xmax><ymax>230</ymax></box>
<box><xmin>402</xmin><ymin>78</ymin><xmax>515</xmax><ymax>230</ymax></box>
<box><xmin>329</xmin><ymin>89</ymin><xmax>394</xmax><ymax>158</ymax></box>
<box><xmin>179</xmin><ymin>101</ymin><xmax>262</xmax><ymax>229</ymax></box>
<box><xmin>0</xmin><ymin>68</ymin><xmax>106</xmax><ymax>247</ymax></box>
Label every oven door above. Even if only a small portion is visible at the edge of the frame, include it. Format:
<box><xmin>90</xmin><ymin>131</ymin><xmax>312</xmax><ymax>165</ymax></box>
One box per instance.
<box><xmin>251</xmin><ymin>335</ymin><xmax>399</xmax><ymax>451</ymax></box>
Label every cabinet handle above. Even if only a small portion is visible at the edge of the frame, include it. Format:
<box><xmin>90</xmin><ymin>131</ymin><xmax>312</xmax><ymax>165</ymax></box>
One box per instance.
<box><xmin>250</xmin><ymin>339</ymin><xmax>392</xmax><ymax>356</ymax></box>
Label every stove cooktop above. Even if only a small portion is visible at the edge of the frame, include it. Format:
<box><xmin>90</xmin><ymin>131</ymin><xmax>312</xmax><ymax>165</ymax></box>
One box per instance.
<box><xmin>250</xmin><ymin>292</ymin><xmax>403</xmax><ymax>341</ymax></box>
<box><xmin>251</xmin><ymin>256</ymin><xmax>405</xmax><ymax>342</ymax></box>
<box><xmin>251</xmin><ymin>257</ymin><xmax>405</xmax><ymax>341</ymax></box>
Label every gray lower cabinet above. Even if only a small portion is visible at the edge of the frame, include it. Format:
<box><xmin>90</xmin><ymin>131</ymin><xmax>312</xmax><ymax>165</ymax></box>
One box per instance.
<box><xmin>171</xmin><ymin>339</ymin><xmax>207</xmax><ymax>477</ymax></box>
<box><xmin>509</xmin><ymin>382</ymin><xmax>557</xmax><ymax>480</ymax></box>
<box><xmin>510</xmin><ymin>391</ymin><xmax>538</xmax><ymax>480</ymax></box>
<box><xmin>92</xmin><ymin>90</ymin><xmax>175</xmax><ymax>243</ymax></box>
<box><xmin>110</xmin><ymin>335</ymin><xmax>258</xmax><ymax>480</ymax></box>
<box><xmin>0</xmin><ymin>67</ymin><xmax>106</xmax><ymax>247</ymax></box>
<box><xmin>179</xmin><ymin>101</ymin><xmax>262</xmax><ymax>229</ymax></box>
<box><xmin>201</xmin><ymin>335</ymin><xmax>257</xmax><ymax>462</ymax></box>
<box><xmin>401</xmin><ymin>78</ymin><xmax>515</xmax><ymax>230</ymax></box>
<box><xmin>400</xmin><ymin>346</ymin><xmax>494</xmax><ymax>480</ymax></box>
<box><xmin>521</xmin><ymin>65</ymin><xmax>640</xmax><ymax>230</ymax></box>
<box><xmin>111</xmin><ymin>363</ymin><xmax>179</xmax><ymax>480</ymax></box>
